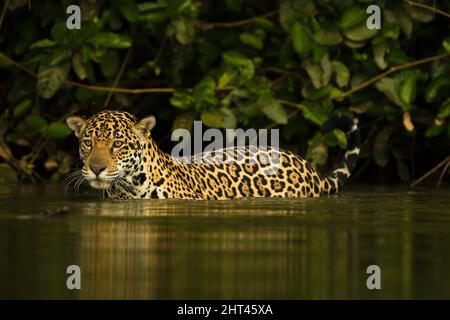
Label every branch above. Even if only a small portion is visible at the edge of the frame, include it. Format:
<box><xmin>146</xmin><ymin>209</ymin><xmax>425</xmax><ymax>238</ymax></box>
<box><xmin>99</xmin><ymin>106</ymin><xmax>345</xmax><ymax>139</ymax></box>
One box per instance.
<box><xmin>411</xmin><ymin>156</ymin><xmax>450</xmax><ymax>188</ymax></box>
<box><xmin>198</xmin><ymin>11</ymin><xmax>278</xmax><ymax>31</ymax></box>
<box><xmin>0</xmin><ymin>52</ymin><xmax>236</xmax><ymax>94</ymax></box>
<box><xmin>0</xmin><ymin>0</ymin><xmax>10</xmax><ymax>30</ymax></box>
<box><xmin>277</xmin><ymin>99</ymin><xmax>300</xmax><ymax>109</ymax></box>
<box><xmin>104</xmin><ymin>47</ymin><xmax>133</xmax><ymax>106</ymax></box>
<box><xmin>437</xmin><ymin>157</ymin><xmax>450</xmax><ymax>188</ymax></box>
<box><xmin>341</xmin><ymin>52</ymin><xmax>450</xmax><ymax>99</ymax></box>
<box><xmin>272</xmin><ymin>53</ymin><xmax>450</xmax><ymax>129</ymax></box>
<box><xmin>404</xmin><ymin>0</ymin><xmax>450</xmax><ymax>19</ymax></box>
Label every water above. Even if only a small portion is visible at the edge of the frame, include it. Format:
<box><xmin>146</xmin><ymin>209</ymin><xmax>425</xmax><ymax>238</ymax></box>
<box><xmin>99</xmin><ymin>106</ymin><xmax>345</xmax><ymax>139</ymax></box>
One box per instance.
<box><xmin>0</xmin><ymin>183</ymin><xmax>449</xmax><ymax>299</ymax></box>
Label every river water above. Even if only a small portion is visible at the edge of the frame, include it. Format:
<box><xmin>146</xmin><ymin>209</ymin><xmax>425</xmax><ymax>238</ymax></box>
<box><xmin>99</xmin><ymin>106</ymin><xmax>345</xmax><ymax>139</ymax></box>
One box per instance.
<box><xmin>0</xmin><ymin>183</ymin><xmax>449</xmax><ymax>299</ymax></box>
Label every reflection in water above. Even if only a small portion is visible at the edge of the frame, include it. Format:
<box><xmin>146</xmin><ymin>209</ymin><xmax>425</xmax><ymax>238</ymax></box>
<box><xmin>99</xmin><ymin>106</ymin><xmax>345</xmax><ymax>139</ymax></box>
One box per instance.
<box><xmin>0</xmin><ymin>184</ymin><xmax>449</xmax><ymax>299</ymax></box>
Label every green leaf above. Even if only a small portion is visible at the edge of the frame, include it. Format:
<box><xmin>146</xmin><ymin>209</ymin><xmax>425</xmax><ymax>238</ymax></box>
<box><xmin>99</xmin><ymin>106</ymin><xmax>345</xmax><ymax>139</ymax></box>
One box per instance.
<box><xmin>312</xmin><ymin>43</ymin><xmax>328</xmax><ymax>62</ymax></box>
<box><xmin>170</xmin><ymin>89</ymin><xmax>195</xmax><ymax>110</ymax></box>
<box><xmin>72</xmin><ymin>53</ymin><xmax>87</xmax><ymax>80</ymax></box>
<box><xmin>443</xmin><ymin>38</ymin><xmax>450</xmax><ymax>53</ymax></box>
<box><xmin>375</xmin><ymin>77</ymin><xmax>406</xmax><ymax>109</ymax></box>
<box><xmin>261</xmin><ymin>101</ymin><xmax>288</xmax><ymax>125</ymax></box>
<box><xmin>51</xmin><ymin>23</ymin><xmax>69</xmax><ymax>43</ymax></box>
<box><xmin>46</xmin><ymin>48</ymin><xmax>72</xmax><ymax>66</ymax></box>
<box><xmin>344</xmin><ymin>23</ymin><xmax>378</xmax><ymax>42</ymax></box>
<box><xmin>303</xmin><ymin>60</ymin><xmax>323</xmax><ymax>89</ymax></box>
<box><xmin>291</xmin><ymin>22</ymin><xmax>312</xmax><ymax>55</ymax></box>
<box><xmin>437</xmin><ymin>98</ymin><xmax>450</xmax><ymax>119</ymax></box>
<box><xmin>47</xmin><ymin>122</ymin><xmax>72</xmax><ymax>139</ymax></box>
<box><xmin>220</xmin><ymin>107</ymin><xmax>238</xmax><ymax>129</ymax></box>
<box><xmin>13</xmin><ymin>99</ymin><xmax>32</xmax><ymax>119</ymax></box>
<box><xmin>373</xmin><ymin>43</ymin><xmax>389</xmax><ymax>69</ymax></box>
<box><xmin>24</xmin><ymin>115</ymin><xmax>47</xmax><ymax>137</ymax></box>
<box><xmin>387</xmin><ymin>44</ymin><xmax>410</xmax><ymax>65</ymax></box>
<box><xmin>201</xmin><ymin>108</ymin><xmax>237</xmax><ymax>128</ymax></box>
<box><xmin>100</xmin><ymin>51</ymin><xmax>119</xmax><ymax>77</ymax></box>
<box><xmin>309</xmin><ymin>85</ymin><xmax>342</xmax><ymax>101</ymax></box>
<box><xmin>172</xmin><ymin>16</ymin><xmax>196</xmax><ymax>45</ymax></box>
<box><xmin>218</xmin><ymin>70</ymin><xmax>237</xmax><ymax>88</ymax></box>
<box><xmin>399</xmin><ymin>74</ymin><xmax>418</xmax><ymax>105</ymax></box>
<box><xmin>382</xmin><ymin>22</ymin><xmax>400</xmax><ymax>40</ymax></box>
<box><xmin>313</xmin><ymin>29</ymin><xmax>342</xmax><ymax>46</ymax></box>
<box><xmin>324</xmin><ymin>128</ymin><xmax>347</xmax><ymax>149</ymax></box>
<box><xmin>299</xmin><ymin>101</ymin><xmax>328</xmax><ymax>126</ymax></box>
<box><xmin>113</xmin><ymin>0</ymin><xmax>140</xmax><ymax>22</ymax></box>
<box><xmin>193</xmin><ymin>76</ymin><xmax>218</xmax><ymax>109</ymax></box>
<box><xmin>394</xmin><ymin>7</ymin><xmax>413</xmax><ymax>38</ymax></box>
<box><xmin>320</xmin><ymin>54</ymin><xmax>332</xmax><ymax>86</ymax></box>
<box><xmin>139</xmin><ymin>11</ymin><xmax>167</xmax><ymax>23</ymax></box>
<box><xmin>37</xmin><ymin>62</ymin><xmax>70</xmax><ymax>99</ymax></box>
<box><xmin>405</xmin><ymin>6</ymin><xmax>434</xmax><ymax>22</ymax></box>
<box><xmin>254</xmin><ymin>17</ymin><xmax>275</xmax><ymax>30</ymax></box>
<box><xmin>331</xmin><ymin>61</ymin><xmax>350</xmax><ymax>88</ymax></box>
<box><xmin>172</xmin><ymin>111</ymin><xmax>195</xmax><ymax>131</ymax></box>
<box><xmin>426</xmin><ymin>123</ymin><xmax>445</xmax><ymax>138</ymax></box>
<box><xmin>240</xmin><ymin>32</ymin><xmax>264</xmax><ymax>50</ymax></box>
<box><xmin>138</xmin><ymin>1</ymin><xmax>167</xmax><ymax>11</ymax></box>
<box><xmin>425</xmin><ymin>75</ymin><xmax>450</xmax><ymax>102</ymax></box>
<box><xmin>340</xmin><ymin>6</ymin><xmax>367</xmax><ymax>30</ymax></box>
<box><xmin>307</xmin><ymin>132</ymin><xmax>328</xmax><ymax>165</ymax></box>
<box><xmin>51</xmin><ymin>22</ymin><xmax>99</xmax><ymax>47</ymax></box>
<box><xmin>90</xmin><ymin>32</ymin><xmax>132</xmax><ymax>48</ymax></box>
<box><xmin>30</xmin><ymin>39</ymin><xmax>57</xmax><ymax>50</ymax></box>
<box><xmin>223</xmin><ymin>51</ymin><xmax>255</xmax><ymax>79</ymax></box>
<box><xmin>344</xmin><ymin>39</ymin><xmax>365</xmax><ymax>49</ymax></box>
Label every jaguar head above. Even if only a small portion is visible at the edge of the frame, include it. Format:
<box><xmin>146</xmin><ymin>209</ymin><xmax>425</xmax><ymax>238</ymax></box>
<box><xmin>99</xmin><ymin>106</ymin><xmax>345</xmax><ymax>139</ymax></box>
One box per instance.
<box><xmin>66</xmin><ymin>110</ymin><xmax>155</xmax><ymax>190</ymax></box>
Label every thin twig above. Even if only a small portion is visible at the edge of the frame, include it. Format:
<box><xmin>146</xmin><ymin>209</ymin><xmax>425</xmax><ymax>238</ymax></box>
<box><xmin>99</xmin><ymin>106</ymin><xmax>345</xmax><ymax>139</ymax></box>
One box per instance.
<box><xmin>0</xmin><ymin>0</ymin><xmax>10</xmax><ymax>30</ymax></box>
<box><xmin>277</xmin><ymin>99</ymin><xmax>299</xmax><ymax>109</ymax></box>
<box><xmin>404</xmin><ymin>0</ymin><xmax>450</xmax><ymax>19</ymax></box>
<box><xmin>437</xmin><ymin>158</ymin><xmax>450</xmax><ymax>188</ymax></box>
<box><xmin>276</xmin><ymin>54</ymin><xmax>450</xmax><ymax>111</ymax></box>
<box><xmin>410</xmin><ymin>155</ymin><xmax>450</xmax><ymax>188</ymax></box>
<box><xmin>0</xmin><ymin>52</ymin><xmax>236</xmax><ymax>94</ymax></box>
<box><xmin>265</xmin><ymin>109</ymin><xmax>299</xmax><ymax>129</ymax></box>
<box><xmin>64</xmin><ymin>80</ymin><xmax>176</xmax><ymax>93</ymax></box>
<box><xmin>198</xmin><ymin>10</ymin><xmax>278</xmax><ymax>30</ymax></box>
<box><xmin>153</xmin><ymin>36</ymin><xmax>167</xmax><ymax>64</ymax></box>
<box><xmin>104</xmin><ymin>47</ymin><xmax>133</xmax><ymax>106</ymax></box>
<box><xmin>341</xmin><ymin>52</ymin><xmax>450</xmax><ymax>98</ymax></box>
<box><xmin>263</xmin><ymin>67</ymin><xmax>305</xmax><ymax>81</ymax></box>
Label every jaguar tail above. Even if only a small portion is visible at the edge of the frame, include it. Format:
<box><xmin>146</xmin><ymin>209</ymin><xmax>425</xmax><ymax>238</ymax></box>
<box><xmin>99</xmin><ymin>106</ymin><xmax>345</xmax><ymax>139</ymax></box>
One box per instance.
<box><xmin>322</xmin><ymin>113</ymin><xmax>361</xmax><ymax>194</ymax></box>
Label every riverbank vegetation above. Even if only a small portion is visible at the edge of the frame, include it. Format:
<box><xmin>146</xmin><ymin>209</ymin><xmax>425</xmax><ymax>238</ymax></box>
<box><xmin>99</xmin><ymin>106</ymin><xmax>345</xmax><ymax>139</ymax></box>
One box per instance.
<box><xmin>1</xmin><ymin>0</ymin><xmax>450</xmax><ymax>186</ymax></box>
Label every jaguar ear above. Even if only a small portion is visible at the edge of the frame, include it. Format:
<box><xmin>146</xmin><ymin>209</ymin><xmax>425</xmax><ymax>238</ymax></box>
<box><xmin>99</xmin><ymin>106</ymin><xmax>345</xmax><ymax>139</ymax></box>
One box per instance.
<box><xmin>66</xmin><ymin>116</ymin><xmax>86</xmax><ymax>138</ymax></box>
<box><xmin>136</xmin><ymin>116</ymin><xmax>156</xmax><ymax>136</ymax></box>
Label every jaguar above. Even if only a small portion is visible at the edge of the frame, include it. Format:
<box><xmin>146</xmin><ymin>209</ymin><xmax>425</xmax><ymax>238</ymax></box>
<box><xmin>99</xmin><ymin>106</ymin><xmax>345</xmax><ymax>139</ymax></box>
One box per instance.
<box><xmin>66</xmin><ymin>110</ymin><xmax>360</xmax><ymax>200</ymax></box>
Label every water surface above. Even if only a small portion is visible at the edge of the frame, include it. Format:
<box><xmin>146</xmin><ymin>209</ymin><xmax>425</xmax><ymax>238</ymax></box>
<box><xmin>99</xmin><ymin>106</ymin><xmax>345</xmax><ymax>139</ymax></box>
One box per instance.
<box><xmin>0</xmin><ymin>184</ymin><xmax>449</xmax><ymax>299</ymax></box>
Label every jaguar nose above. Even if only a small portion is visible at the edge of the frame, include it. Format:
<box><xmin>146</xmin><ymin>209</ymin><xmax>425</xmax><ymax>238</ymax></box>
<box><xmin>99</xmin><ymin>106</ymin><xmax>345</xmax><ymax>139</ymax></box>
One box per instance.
<box><xmin>90</xmin><ymin>163</ymin><xmax>106</xmax><ymax>176</ymax></box>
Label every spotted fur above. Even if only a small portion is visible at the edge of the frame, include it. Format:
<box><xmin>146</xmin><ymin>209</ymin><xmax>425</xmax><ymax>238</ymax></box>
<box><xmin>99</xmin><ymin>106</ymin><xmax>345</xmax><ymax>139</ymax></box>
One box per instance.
<box><xmin>66</xmin><ymin>111</ymin><xmax>360</xmax><ymax>200</ymax></box>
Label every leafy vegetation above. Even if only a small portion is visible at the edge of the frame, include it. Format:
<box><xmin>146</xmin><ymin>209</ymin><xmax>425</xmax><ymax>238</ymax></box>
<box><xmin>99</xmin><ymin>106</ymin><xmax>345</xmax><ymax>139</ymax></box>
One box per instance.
<box><xmin>1</xmin><ymin>0</ymin><xmax>450</xmax><ymax>184</ymax></box>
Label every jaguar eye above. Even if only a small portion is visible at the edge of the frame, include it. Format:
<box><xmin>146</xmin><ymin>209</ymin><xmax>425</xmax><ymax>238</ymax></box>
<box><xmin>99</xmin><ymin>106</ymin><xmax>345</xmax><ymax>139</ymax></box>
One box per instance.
<box><xmin>83</xmin><ymin>139</ymin><xmax>92</xmax><ymax>147</ymax></box>
<box><xmin>113</xmin><ymin>140</ymin><xmax>123</xmax><ymax>148</ymax></box>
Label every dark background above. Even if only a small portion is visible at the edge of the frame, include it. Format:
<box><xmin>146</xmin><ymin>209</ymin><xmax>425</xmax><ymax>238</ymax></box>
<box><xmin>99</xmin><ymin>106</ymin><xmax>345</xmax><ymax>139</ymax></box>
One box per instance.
<box><xmin>1</xmin><ymin>0</ymin><xmax>450</xmax><ymax>185</ymax></box>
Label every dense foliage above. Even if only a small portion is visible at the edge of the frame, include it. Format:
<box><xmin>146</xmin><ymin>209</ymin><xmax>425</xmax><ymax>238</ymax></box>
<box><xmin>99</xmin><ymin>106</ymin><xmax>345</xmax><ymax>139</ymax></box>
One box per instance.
<box><xmin>1</xmin><ymin>0</ymin><xmax>450</xmax><ymax>184</ymax></box>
